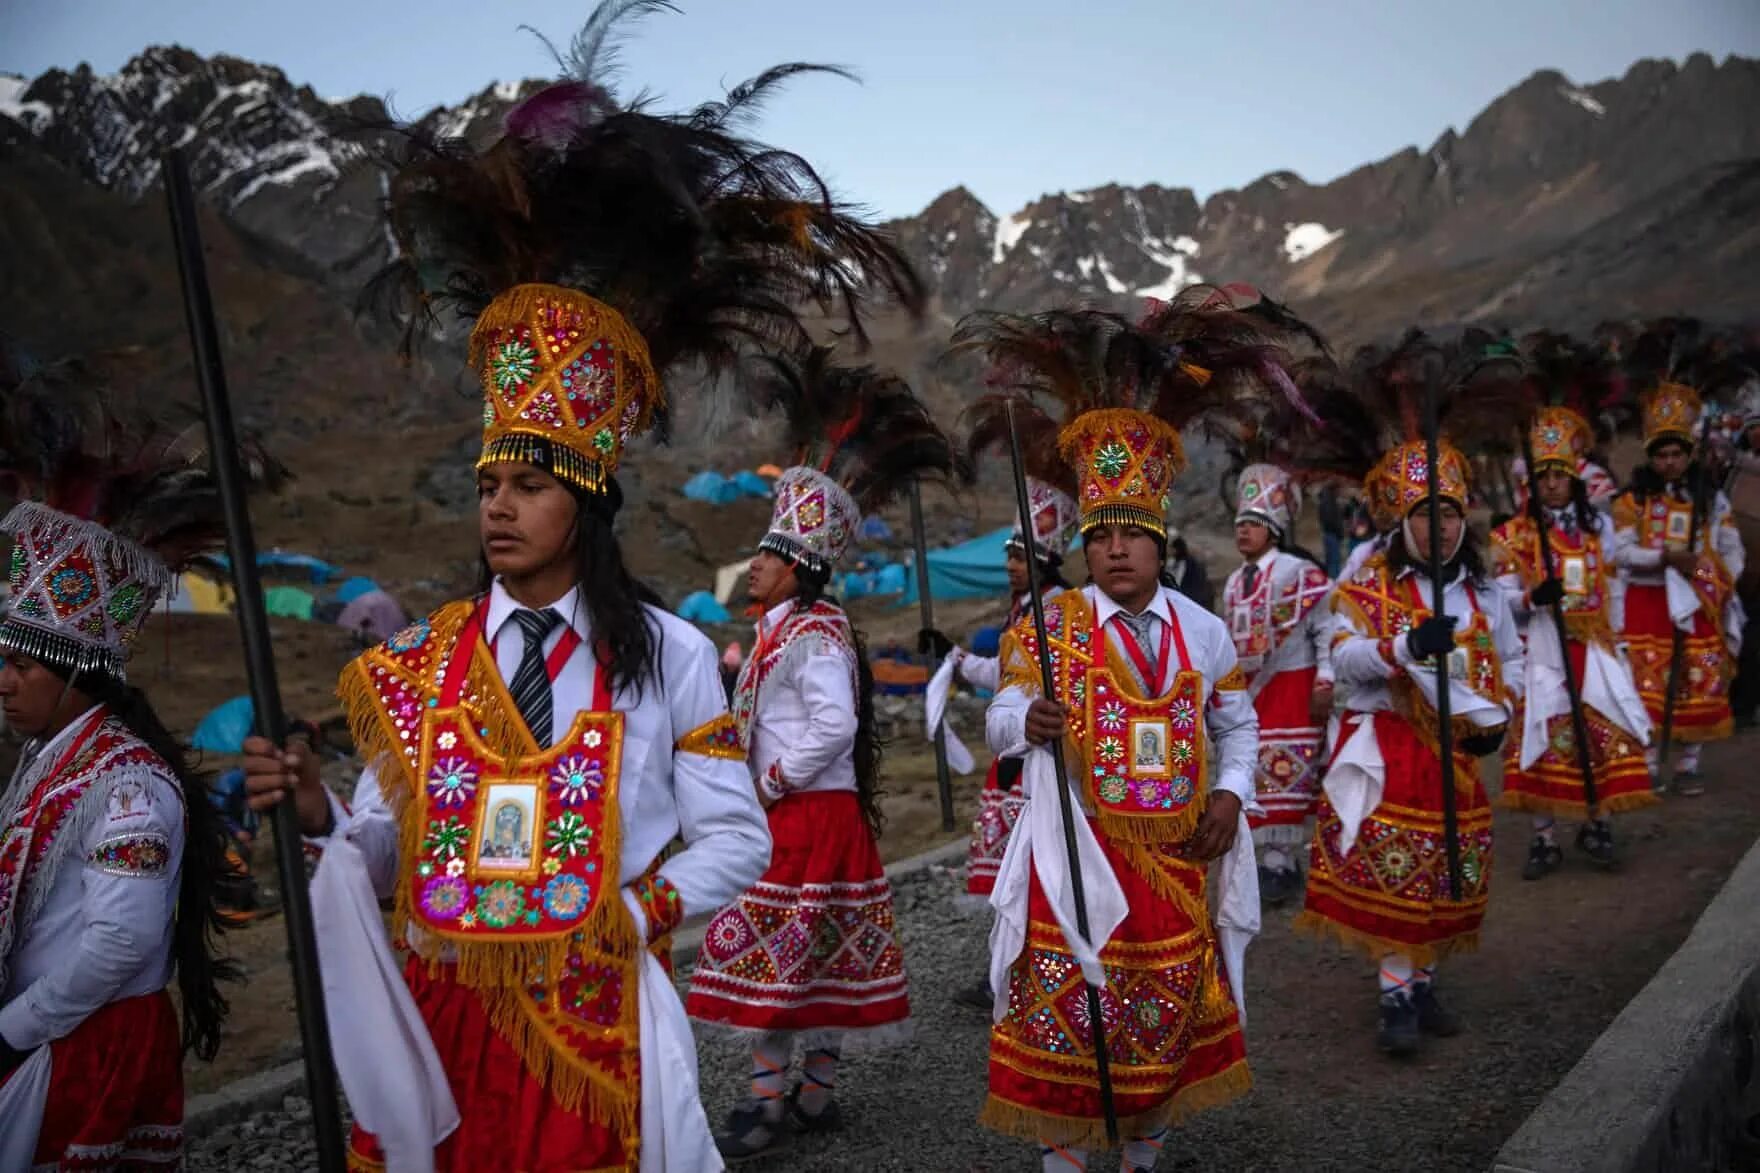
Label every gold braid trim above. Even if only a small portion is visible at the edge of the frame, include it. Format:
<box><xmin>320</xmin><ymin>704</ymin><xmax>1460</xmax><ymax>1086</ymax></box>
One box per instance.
<box><xmin>1292</xmin><ymin>910</ymin><xmax>1479</xmax><ymax>970</ymax></box>
<box><xmin>1497</xmin><ymin>788</ymin><xmax>1659</xmax><ymax>819</ymax></box>
<box><xmin>336</xmin><ymin>599</ymin><xmax>641</xmax><ymax>1119</ymax></box>
<box><xmin>978</xmin><ymin>1061</ymin><xmax>1252</xmax><ymax>1149</ymax></box>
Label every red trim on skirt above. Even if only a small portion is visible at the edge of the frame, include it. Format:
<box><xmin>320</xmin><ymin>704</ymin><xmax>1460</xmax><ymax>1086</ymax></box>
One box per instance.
<box><xmin>966</xmin><ymin>756</ymin><xmax>1025</xmax><ymax>898</ymax></box>
<box><xmin>687</xmin><ymin>790</ymin><xmax>910</xmax><ymax>1035</ymax></box>
<box><xmin>1623</xmin><ymin>583</ymin><xmax>1733</xmax><ymax>741</ymax></box>
<box><xmin>1246</xmin><ymin>666</ymin><xmax>1325</xmax><ymax>831</ymax></box>
<box><xmin>1298</xmin><ymin>713</ymin><xmax>1492</xmax><ymax>966</ymax></box>
<box><xmin>16</xmin><ymin>991</ymin><xmax>184</xmax><ymax>1169</ymax></box>
<box><xmin>347</xmin><ymin>960</ymin><xmax>630</xmax><ymax>1173</ymax></box>
<box><xmin>1501</xmin><ymin>638</ymin><xmax>1657</xmax><ymax>817</ymax></box>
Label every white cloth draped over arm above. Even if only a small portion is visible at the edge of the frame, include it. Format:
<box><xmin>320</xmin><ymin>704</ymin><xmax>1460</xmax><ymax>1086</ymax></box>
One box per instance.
<box><xmin>0</xmin><ymin>770</ymin><xmax>183</xmax><ymax>1051</ymax></box>
<box><xmin>924</xmin><ymin>653</ymin><xmax>977</xmax><ymax>775</ymax></box>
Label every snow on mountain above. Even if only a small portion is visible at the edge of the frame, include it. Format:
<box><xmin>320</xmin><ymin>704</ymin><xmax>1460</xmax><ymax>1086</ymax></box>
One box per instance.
<box><xmin>1281</xmin><ymin>222</ymin><xmax>1343</xmax><ymax>264</ymax></box>
<box><xmin>0</xmin><ymin>74</ymin><xmax>54</xmax><ymax>131</ymax></box>
<box><xmin>1558</xmin><ymin>84</ymin><xmax>1606</xmax><ymax>116</ymax></box>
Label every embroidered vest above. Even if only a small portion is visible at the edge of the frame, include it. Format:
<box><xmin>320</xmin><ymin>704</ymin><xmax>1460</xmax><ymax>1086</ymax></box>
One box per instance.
<box><xmin>1225</xmin><ymin>554</ymin><xmax>1329</xmax><ymax>681</ymax></box>
<box><xmin>728</xmin><ymin>599</ymin><xmax>857</xmax><ymax>750</ymax></box>
<box><xmin>339</xmin><ymin>599</ymin><xmax>639</xmax><ymax>1139</ymax></box>
<box><xmin>1491</xmin><ymin>514</ymin><xmax>1615</xmax><ymax>646</ymax></box>
<box><xmin>1613</xmin><ymin>492</ymin><xmax>1734</xmax><ymax>620</ymax></box>
<box><xmin>1000</xmin><ymin>589</ymin><xmax>1208</xmax><ymax>846</ymax></box>
<box><xmin>1332</xmin><ymin>559</ymin><xmax>1507</xmax><ymax>759</ymax></box>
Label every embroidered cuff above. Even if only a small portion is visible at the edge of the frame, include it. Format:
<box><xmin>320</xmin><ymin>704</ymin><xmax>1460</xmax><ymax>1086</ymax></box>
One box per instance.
<box><xmin>759</xmin><ymin>762</ymin><xmax>790</xmax><ymax>801</ymax></box>
<box><xmin>630</xmin><ymin>873</ymin><xmax>684</xmax><ymax>943</ymax></box>
<box><xmin>88</xmin><ymin>832</ymin><xmax>171</xmax><ymax>878</ymax></box>
<box><xmin>675</xmin><ymin>713</ymin><xmax>746</xmax><ymax>761</ymax></box>
<box><xmin>1213</xmin><ymin>666</ymin><xmax>1247</xmax><ymax>692</ymax></box>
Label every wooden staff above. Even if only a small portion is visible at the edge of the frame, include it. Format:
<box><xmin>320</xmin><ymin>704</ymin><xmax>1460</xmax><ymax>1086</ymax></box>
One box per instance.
<box><xmin>1422</xmin><ymin>386</ymin><xmax>1465</xmax><ymax>902</ymax></box>
<box><xmin>908</xmin><ymin>478</ymin><xmax>957</xmax><ymax>832</ymax></box>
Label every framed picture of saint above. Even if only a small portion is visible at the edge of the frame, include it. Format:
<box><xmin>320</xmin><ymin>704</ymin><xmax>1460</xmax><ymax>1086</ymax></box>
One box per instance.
<box><xmin>476</xmin><ymin>783</ymin><xmax>539</xmax><ymax>871</ymax></box>
<box><xmin>1129</xmin><ymin>717</ymin><xmax>1172</xmax><ymax>778</ymax></box>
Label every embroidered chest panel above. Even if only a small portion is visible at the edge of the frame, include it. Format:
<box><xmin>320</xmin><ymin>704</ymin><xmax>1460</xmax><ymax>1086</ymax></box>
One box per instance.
<box><xmin>1225</xmin><ymin>559</ymin><xmax>1328</xmax><ymax>670</ymax></box>
<box><xmin>1334</xmin><ymin>561</ymin><xmax>1502</xmax><ymax>703</ymax></box>
<box><xmin>1492</xmin><ymin>516</ymin><xmax>1612</xmax><ymax>636</ymax></box>
<box><xmin>728</xmin><ymin>601</ymin><xmax>857</xmax><ymax>746</ymax></box>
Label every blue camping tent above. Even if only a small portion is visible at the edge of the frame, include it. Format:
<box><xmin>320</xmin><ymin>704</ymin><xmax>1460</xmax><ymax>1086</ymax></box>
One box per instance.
<box><xmin>335</xmin><ymin>576</ymin><xmax>380</xmax><ymax>604</ymax></box>
<box><xmin>208</xmin><ymin>550</ymin><xmax>341</xmax><ymax>584</ymax></box>
<box><xmin>193</xmin><ymin>696</ymin><xmax>254</xmax><ymax>754</ymax></box>
<box><xmin>731</xmin><ymin>471</ymin><xmax>772</xmax><ymax>498</ymax></box>
<box><xmin>681</xmin><ymin>471</ymin><xmax>742</xmax><ymax>505</ymax></box>
<box><xmin>900</xmin><ymin>526</ymin><xmax>1013</xmax><ymax>604</ymax></box>
<box><xmin>677</xmin><ymin>590</ymin><xmax>732</xmax><ymax>623</ymax></box>
<box><xmin>857</xmin><ymin>515</ymin><xmax>893</xmax><ymax>541</ymax></box>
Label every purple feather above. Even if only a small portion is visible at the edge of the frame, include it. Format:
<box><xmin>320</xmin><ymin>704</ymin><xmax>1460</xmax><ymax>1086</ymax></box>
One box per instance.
<box><xmin>504</xmin><ymin>81</ymin><xmax>612</xmax><ymax>150</ymax></box>
<box><xmin>1264</xmin><ymin>357</ymin><xmax>1323</xmax><ymax>427</ymax></box>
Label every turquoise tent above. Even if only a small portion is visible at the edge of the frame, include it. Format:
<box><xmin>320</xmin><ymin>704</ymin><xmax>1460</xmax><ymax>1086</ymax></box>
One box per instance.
<box><xmin>731</xmin><ymin>471</ymin><xmax>772</xmax><ymax>498</ymax></box>
<box><xmin>263</xmin><ymin>585</ymin><xmax>316</xmax><ymax>621</ymax></box>
<box><xmin>677</xmin><ymin>590</ymin><xmax>732</xmax><ymax>623</ymax></box>
<box><xmin>335</xmin><ymin>576</ymin><xmax>380</xmax><ymax>604</ymax></box>
<box><xmin>193</xmin><ymin>696</ymin><xmax>254</xmax><ymax>753</ymax></box>
<box><xmin>681</xmin><ymin>471</ymin><xmax>742</xmax><ymax>505</ymax></box>
<box><xmin>900</xmin><ymin>526</ymin><xmax>1014</xmax><ymax>604</ymax></box>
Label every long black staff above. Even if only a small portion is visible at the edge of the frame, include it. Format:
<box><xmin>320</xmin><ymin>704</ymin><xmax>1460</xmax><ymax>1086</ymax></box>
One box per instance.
<box><xmin>1422</xmin><ymin>385</ymin><xmax>1466</xmax><ymax>902</ymax></box>
<box><xmin>908</xmin><ymin>478</ymin><xmax>958</xmax><ymax>832</ymax></box>
<box><xmin>1004</xmin><ymin>399</ymin><xmax>1118</xmax><ymax>1144</ymax></box>
<box><xmin>1656</xmin><ymin>410</ymin><xmax>1717</xmax><ymax>792</ymax></box>
<box><xmin>1517</xmin><ymin>426</ymin><xmax>1599</xmax><ymax>817</ymax></box>
<box><xmin>164</xmin><ymin>149</ymin><xmax>346</xmax><ymax>1171</ymax></box>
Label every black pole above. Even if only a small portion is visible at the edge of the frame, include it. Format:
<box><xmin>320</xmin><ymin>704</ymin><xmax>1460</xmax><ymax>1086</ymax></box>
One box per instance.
<box><xmin>1656</xmin><ymin>410</ymin><xmax>1717</xmax><ymax>792</ymax></box>
<box><xmin>163</xmin><ymin>149</ymin><xmax>346</xmax><ymax>1170</ymax></box>
<box><xmin>1004</xmin><ymin>399</ymin><xmax>1118</xmax><ymax>1144</ymax></box>
<box><xmin>909</xmin><ymin>478</ymin><xmax>958</xmax><ymax>833</ymax></box>
<box><xmin>1422</xmin><ymin>387</ymin><xmax>1465</xmax><ymax>903</ymax></box>
<box><xmin>1517</xmin><ymin>426</ymin><xmax>1600</xmax><ymax>816</ymax></box>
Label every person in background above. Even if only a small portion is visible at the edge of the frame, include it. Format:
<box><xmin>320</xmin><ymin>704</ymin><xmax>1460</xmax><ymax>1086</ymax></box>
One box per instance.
<box><xmin>1164</xmin><ymin>528</ymin><xmax>1215</xmax><ymax>611</ymax></box>
<box><xmin>1317</xmin><ymin>483</ymin><xmax>1347</xmax><ymax>577</ymax></box>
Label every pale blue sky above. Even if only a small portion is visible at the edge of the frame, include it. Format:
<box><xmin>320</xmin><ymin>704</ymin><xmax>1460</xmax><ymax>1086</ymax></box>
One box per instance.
<box><xmin>4</xmin><ymin>0</ymin><xmax>1757</xmax><ymax>218</ymax></box>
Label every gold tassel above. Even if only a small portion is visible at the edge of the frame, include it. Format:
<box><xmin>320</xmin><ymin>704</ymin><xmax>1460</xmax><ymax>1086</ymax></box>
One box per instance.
<box><xmin>1292</xmin><ymin>910</ymin><xmax>1478</xmax><ymax>969</ymax></box>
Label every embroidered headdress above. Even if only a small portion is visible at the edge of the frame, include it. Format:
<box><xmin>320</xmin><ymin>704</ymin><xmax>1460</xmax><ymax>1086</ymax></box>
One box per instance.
<box><xmin>367</xmin><ymin>1</ymin><xmax>923</xmax><ymax>495</ymax></box>
<box><xmin>1516</xmin><ymin>330</ymin><xmax>1626</xmax><ymax>480</ymax></box>
<box><xmin>0</xmin><ymin>350</ymin><xmax>286</xmax><ymax>680</ymax></box>
<box><xmin>751</xmin><ymin>346</ymin><xmax>955</xmax><ymax>575</ymax></box>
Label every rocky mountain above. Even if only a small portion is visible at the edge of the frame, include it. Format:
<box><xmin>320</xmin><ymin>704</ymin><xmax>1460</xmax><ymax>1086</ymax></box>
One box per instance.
<box><xmin>5</xmin><ymin>47</ymin><xmax>1756</xmax><ymax>346</ymax></box>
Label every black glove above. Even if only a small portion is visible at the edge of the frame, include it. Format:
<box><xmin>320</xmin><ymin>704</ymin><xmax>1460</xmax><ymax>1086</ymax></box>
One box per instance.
<box><xmin>1459</xmin><ymin>728</ymin><xmax>1507</xmax><ymax>757</ymax></box>
<box><xmin>1529</xmin><ymin>577</ymin><xmax>1565</xmax><ymax>608</ymax></box>
<box><xmin>1405</xmin><ymin>615</ymin><xmax>1458</xmax><ymax>661</ymax></box>
<box><xmin>917</xmin><ymin>627</ymin><xmax>955</xmax><ymax>659</ymax></box>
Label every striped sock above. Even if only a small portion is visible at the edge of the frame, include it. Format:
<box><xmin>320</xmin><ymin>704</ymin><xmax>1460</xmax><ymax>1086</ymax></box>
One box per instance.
<box><xmin>1040</xmin><ymin>1142</ymin><xmax>1087</xmax><ymax>1171</ymax></box>
<box><xmin>1532</xmin><ymin>815</ymin><xmax>1556</xmax><ymax>845</ymax></box>
<box><xmin>1413</xmin><ymin>964</ymin><xmax>1436</xmax><ymax>990</ymax></box>
<box><xmin>1121</xmin><ymin>1127</ymin><xmax>1168</xmax><ymax>1169</ymax></box>
<box><xmin>749</xmin><ymin>1034</ymin><xmax>789</xmax><ymax>1123</ymax></box>
<box><xmin>1378</xmin><ymin>953</ymin><xmax>1415</xmax><ymax>998</ymax></box>
<box><xmin>799</xmin><ymin>1045</ymin><xmax>840</xmax><ymax>1116</ymax></box>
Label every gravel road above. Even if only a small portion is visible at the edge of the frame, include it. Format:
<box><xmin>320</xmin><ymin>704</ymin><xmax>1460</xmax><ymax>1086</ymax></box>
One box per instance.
<box><xmin>188</xmin><ymin>737</ymin><xmax>1760</xmax><ymax>1171</ymax></box>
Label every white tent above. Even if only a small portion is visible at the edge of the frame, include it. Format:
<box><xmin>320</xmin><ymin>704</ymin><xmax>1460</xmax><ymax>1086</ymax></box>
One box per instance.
<box><xmin>714</xmin><ymin>557</ymin><xmax>754</xmax><ymax>605</ymax></box>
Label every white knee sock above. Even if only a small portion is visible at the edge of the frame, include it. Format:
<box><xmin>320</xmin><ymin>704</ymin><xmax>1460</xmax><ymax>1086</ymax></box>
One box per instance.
<box><xmin>1378</xmin><ymin>952</ymin><xmax>1415</xmax><ymax>998</ymax></box>
<box><xmin>1679</xmin><ymin>744</ymin><xmax>1702</xmax><ymax>773</ymax></box>
<box><xmin>1121</xmin><ymin>1128</ymin><xmax>1169</xmax><ymax>1169</ymax></box>
<box><xmin>1532</xmin><ymin>815</ymin><xmax>1556</xmax><ymax>844</ymax></box>
<box><xmin>1041</xmin><ymin>1143</ymin><xmax>1087</xmax><ymax>1171</ymax></box>
<box><xmin>749</xmin><ymin>1032</ymin><xmax>790</xmax><ymax>1122</ymax></box>
<box><xmin>799</xmin><ymin>1043</ymin><xmax>839</xmax><ymax>1115</ymax></box>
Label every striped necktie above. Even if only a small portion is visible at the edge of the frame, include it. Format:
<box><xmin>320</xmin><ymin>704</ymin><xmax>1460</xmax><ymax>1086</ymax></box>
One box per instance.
<box><xmin>1112</xmin><ymin>611</ymin><xmax>1162</xmax><ymax>692</ymax></box>
<box><xmin>508</xmin><ymin>608</ymin><xmax>563</xmax><ymax>746</ymax></box>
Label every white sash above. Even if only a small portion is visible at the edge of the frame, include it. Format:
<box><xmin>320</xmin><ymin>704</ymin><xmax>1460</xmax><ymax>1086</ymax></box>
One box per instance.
<box><xmin>924</xmin><ymin>653</ymin><xmax>977</xmax><ymax>775</ymax></box>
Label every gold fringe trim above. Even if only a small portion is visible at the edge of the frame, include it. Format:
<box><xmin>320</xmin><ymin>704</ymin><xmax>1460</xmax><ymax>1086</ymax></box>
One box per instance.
<box><xmin>1112</xmin><ymin>842</ymin><xmax>1211</xmax><ymax>931</ymax></box>
<box><xmin>1496</xmin><ymin>788</ymin><xmax>1659</xmax><ymax>818</ymax></box>
<box><xmin>1293</xmin><ymin>910</ymin><xmax>1479</xmax><ymax>970</ymax></box>
<box><xmin>977</xmin><ymin>1061</ymin><xmax>1252</xmax><ymax>1149</ymax></box>
<box><xmin>1096</xmin><ymin>801</ymin><xmax>1205</xmax><ymax>848</ymax></box>
<box><xmin>1669</xmin><ymin>716</ymin><xmax>1734</xmax><ymax>743</ymax></box>
<box><xmin>473</xmin><ymin>982</ymin><xmax>641</xmax><ymax>1131</ymax></box>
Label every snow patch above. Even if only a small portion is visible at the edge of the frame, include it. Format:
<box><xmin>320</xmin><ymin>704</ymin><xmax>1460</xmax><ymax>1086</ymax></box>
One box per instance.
<box><xmin>1268</xmin><ymin>174</ymin><xmax>1288</xmax><ymax>190</ymax></box>
<box><xmin>493</xmin><ymin>80</ymin><xmax>523</xmax><ymax>102</ymax></box>
<box><xmin>1066</xmin><ymin>188</ymin><xmax>1092</xmax><ymax>204</ymax></box>
<box><xmin>991</xmin><ymin>212</ymin><xmax>1030</xmax><ymax>264</ymax></box>
<box><xmin>0</xmin><ymin>74</ymin><xmax>53</xmax><ymax>131</ymax></box>
<box><xmin>229</xmin><ymin>148</ymin><xmax>340</xmax><ymax>206</ymax></box>
<box><xmin>1135</xmin><ymin>234</ymin><xmax>1202</xmax><ymax>299</ymax></box>
<box><xmin>1282</xmin><ymin>221</ymin><xmax>1342</xmax><ymax>264</ymax></box>
<box><xmin>1558</xmin><ymin>84</ymin><xmax>1605</xmax><ymax>116</ymax></box>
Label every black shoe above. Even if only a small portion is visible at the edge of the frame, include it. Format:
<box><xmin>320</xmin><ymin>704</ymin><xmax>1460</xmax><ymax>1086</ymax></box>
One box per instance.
<box><xmin>1521</xmin><ymin>836</ymin><xmax>1563</xmax><ymax>881</ymax></box>
<box><xmin>784</xmin><ymin>1086</ymin><xmax>842</xmax><ymax>1134</ymax></box>
<box><xmin>952</xmin><ymin>977</ymin><xmax>993</xmax><ymax>1012</ymax></box>
<box><xmin>1575</xmin><ymin>820</ymin><xmax>1617</xmax><ymax>868</ymax></box>
<box><xmin>715</xmin><ymin>1099</ymin><xmax>790</xmax><ymax>1162</ymax></box>
<box><xmin>1377</xmin><ymin>992</ymin><xmax>1420</xmax><ymax>1057</ymax></box>
<box><xmin>1260</xmin><ymin>864</ymin><xmax>1301</xmax><ymax>908</ymax></box>
<box><xmin>1411</xmin><ymin>982</ymin><xmax>1461</xmax><ymax>1037</ymax></box>
<box><xmin>1676</xmin><ymin>768</ymin><xmax>1706</xmax><ymax>798</ymax></box>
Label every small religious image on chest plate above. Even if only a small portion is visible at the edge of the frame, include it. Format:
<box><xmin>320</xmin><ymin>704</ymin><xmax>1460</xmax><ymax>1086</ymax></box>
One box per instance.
<box><xmin>1129</xmin><ymin>717</ymin><xmax>1173</xmax><ymax>778</ymax></box>
<box><xmin>475</xmin><ymin>783</ymin><xmax>540</xmax><ymax>871</ymax></box>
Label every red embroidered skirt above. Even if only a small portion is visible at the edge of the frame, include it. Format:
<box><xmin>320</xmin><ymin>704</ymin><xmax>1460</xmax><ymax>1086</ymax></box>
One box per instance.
<box><xmin>1623</xmin><ymin>582</ymin><xmax>1734</xmax><ymax>742</ymax></box>
<box><xmin>981</xmin><ymin>828</ymin><xmax>1249</xmax><ymax>1148</ymax></box>
<box><xmin>1501</xmin><ymin>638</ymin><xmax>1657</xmax><ymax>818</ymax></box>
<box><xmin>1298</xmin><ymin>713</ymin><xmax>1493</xmax><ymax>967</ymax></box>
<box><xmin>1245</xmin><ymin>666</ymin><xmax>1326</xmax><ymax>841</ymax></box>
<box><xmin>966</xmin><ymin>756</ymin><xmax>1025</xmax><ymax>899</ymax></box>
<box><xmin>687</xmin><ymin>790</ymin><xmax>910</xmax><ymax>1039</ymax></box>
<box><xmin>347</xmin><ymin>961</ymin><xmax>630</xmax><ymax>1173</ymax></box>
<box><xmin>10</xmin><ymin>990</ymin><xmax>183</xmax><ymax>1170</ymax></box>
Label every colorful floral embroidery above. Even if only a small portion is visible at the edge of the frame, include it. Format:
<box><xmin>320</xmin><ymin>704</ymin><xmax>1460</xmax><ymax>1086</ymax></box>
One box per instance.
<box><xmin>427</xmin><ymin>756</ymin><xmax>478</xmax><ymax>806</ymax></box>
<box><xmin>674</xmin><ymin>712</ymin><xmax>747</xmax><ymax>760</ymax></box>
<box><xmin>630</xmin><ymin>872</ymin><xmax>684</xmax><ymax>942</ymax></box>
<box><xmin>88</xmin><ymin>832</ymin><xmax>170</xmax><ymax>877</ymax></box>
<box><xmin>551</xmin><ymin>754</ymin><xmax>603</xmax><ymax>806</ymax></box>
<box><xmin>542</xmin><ymin>873</ymin><xmax>592</xmax><ymax>921</ymax></box>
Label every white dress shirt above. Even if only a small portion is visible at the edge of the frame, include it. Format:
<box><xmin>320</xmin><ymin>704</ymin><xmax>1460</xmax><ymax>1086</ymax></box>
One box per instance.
<box><xmin>320</xmin><ymin>579</ymin><xmax>771</xmax><ymax>933</ymax></box>
<box><xmin>0</xmin><ymin>709</ymin><xmax>184</xmax><ymax>1051</ymax></box>
<box><xmin>745</xmin><ymin>599</ymin><xmax>859</xmax><ymax>796</ymax></box>
<box><xmin>985</xmin><ymin>584</ymin><xmax>1259</xmax><ymax>808</ymax></box>
<box><xmin>1221</xmin><ymin>549</ymin><xmax>1334</xmax><ymax>692</ymax></box>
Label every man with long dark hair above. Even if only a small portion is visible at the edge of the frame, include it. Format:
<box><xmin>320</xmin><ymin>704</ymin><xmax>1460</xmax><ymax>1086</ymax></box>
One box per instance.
<box><xmin>0</xmin><ymin>361</ymin><xmax>239</xmax><ymax>1165</ymax></box>
<box><xmin>688</xmin><ymin>354</ymin><xmax>951</xmax><ymax>1161</ymax></box>
<box><xmin>1492</xmin><ymin>407</ymin><xmax>1654</xmax><ymax>880</ymax></box>
<box><xmin>1612</xmin><ymin>381</ymin><xmax>1745</xmax><ymax>794</ymax></box>
<box><xmin>1221</xmin><ymin>463</ymin><xmax>1334</xmax><ymax>907</ymax></box>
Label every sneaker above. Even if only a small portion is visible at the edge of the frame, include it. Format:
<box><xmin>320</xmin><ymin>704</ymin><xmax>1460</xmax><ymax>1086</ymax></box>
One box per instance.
<box><xmin>952</xmin><ymin>977</ymin><xmax>993</xmax><ymax>1012</ymax></box>
<box><xmin>1520</xmin><ymin>836</ymin><xmax>1563</xmax><ymax>881</ymax></box>
<box><xmin>1411</xmin><ymin>982</ymin><xmax>1462</xmax><ymax>1037</ymax></box>
<box><xmin>784</xmin><ymin>1086</ymin><xmax>842</xmax><ymax>1134</ymax></box>
<box><xmin>1575</xmin><ymin>821</ymin><xmax>1617</xmax><ymax>868</ymax></box>
<box><xmin>1376</xmin><ymin>992</ymin><xmax>1420</xmax><ymax>1056</ymax></box>
<box><xmin>714</xmin><ymin>1099</ymin><xmax>790</xmax><ymax>1162</ymax></box>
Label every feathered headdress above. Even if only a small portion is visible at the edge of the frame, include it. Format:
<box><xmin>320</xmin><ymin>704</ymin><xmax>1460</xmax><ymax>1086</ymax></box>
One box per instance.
<box><xmin>0</xmin><ymin>351</ymin><xmax>287</xmax><ymax>679</ymax></box>
<box><xmin>948</xmin><ymin>292</ymin><xmax>1300</xmax><ymax>538</ymax></box>
<box><xmin>1514</xmin><ymin>330</ymin><xmax>1627</xmax><ymax>478</ymax></box>
<box><xmin>749</xmin><ymin>346</ymin><xmax>955</xmax><ymax>574</ymax></box>
<box><xmin>363</xmin><ymin>0</ymin><xmax>924</xmax><ymax>494</ymax></box>
<box><xmin>960</xmin><ymin>393</ymin><xmax>1080</xmax><ymax>562</ymax></box>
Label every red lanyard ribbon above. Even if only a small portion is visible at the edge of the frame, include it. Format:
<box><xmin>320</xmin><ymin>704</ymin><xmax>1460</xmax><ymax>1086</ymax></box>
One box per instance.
<box><xmin>1101</xmin><ymin>605</ymin><xmax>1187</xmax><ymax>695</ymax></box>
<box><xmin>474</xmin><ymin>601</ymin><xmax>613</xmax><ymax>711</ymax></box>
